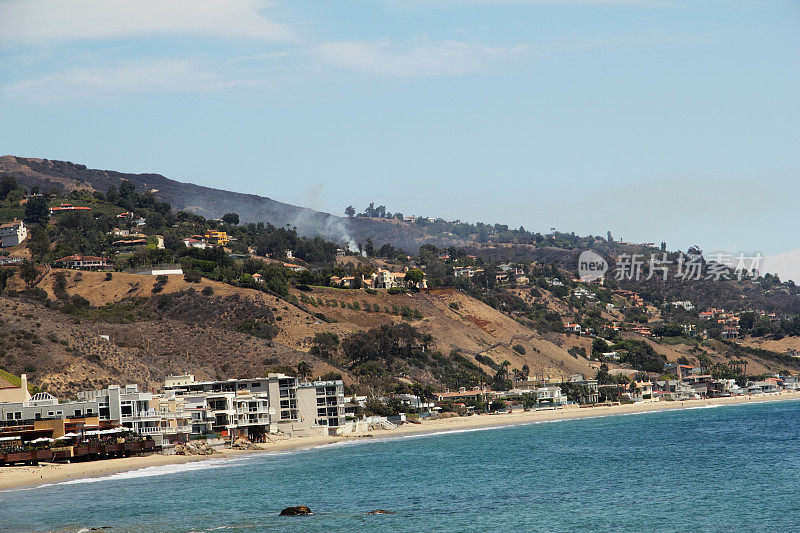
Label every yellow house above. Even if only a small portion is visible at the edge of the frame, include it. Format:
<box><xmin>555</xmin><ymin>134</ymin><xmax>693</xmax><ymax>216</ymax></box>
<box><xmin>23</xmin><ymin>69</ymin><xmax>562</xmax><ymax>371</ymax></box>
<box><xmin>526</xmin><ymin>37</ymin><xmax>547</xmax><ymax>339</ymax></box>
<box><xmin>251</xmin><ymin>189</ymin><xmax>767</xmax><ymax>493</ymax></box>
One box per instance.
<box><xmin>204</xmin><ymin>230</ymin><xmax>229</xmax><ymax>246</ymax></box>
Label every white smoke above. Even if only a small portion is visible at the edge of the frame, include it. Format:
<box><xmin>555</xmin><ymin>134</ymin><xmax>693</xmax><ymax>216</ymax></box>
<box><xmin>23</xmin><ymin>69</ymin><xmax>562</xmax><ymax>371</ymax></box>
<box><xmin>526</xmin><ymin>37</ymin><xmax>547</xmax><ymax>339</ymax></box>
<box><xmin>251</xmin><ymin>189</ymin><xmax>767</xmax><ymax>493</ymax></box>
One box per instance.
<box><xmin>288</xmin><ymin>207</ymin><xmax>357</xmax><ymax>250</ymax></box>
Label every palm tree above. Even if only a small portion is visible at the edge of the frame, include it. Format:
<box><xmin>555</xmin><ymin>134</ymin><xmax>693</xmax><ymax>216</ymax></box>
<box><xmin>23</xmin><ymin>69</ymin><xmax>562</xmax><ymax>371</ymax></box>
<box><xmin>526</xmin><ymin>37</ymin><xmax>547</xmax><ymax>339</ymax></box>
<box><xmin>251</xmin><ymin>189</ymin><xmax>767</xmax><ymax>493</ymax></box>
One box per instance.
<box><xmin>296</xmin><ymin>361</ymin><xmax>312</xmax><ymax>382</ymax></box>
<box><xmin>501</xmin><ymin>360</ymin><xmax>511</xmax><ymax>380</ymax></box>
<box><xmin>629</xmin><ymin>381</ymin><xmax>639</xmax><ymax>400</ymax></box>
<box><xmin>411</xmin><ymin>382</ymin><xmax>425</xmax><ymax>413</ymax></box>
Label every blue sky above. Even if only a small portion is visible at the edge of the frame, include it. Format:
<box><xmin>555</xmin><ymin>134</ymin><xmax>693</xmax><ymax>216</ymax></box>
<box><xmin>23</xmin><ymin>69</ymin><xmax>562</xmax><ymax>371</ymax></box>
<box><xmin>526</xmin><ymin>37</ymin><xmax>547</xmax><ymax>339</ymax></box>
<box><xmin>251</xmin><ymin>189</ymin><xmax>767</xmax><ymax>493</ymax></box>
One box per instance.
<box><xmin>1</xmin><ymin>0</ymin><xmax>798</xmax><ymax>256</ymax></box>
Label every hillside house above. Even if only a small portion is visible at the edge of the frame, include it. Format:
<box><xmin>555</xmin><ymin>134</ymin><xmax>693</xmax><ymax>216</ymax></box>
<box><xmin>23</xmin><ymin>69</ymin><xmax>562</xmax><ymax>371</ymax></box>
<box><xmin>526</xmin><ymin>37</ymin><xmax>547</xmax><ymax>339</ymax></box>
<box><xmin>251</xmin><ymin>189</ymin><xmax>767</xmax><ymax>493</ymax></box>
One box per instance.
<box><xmin>721</xmin><ymin>325</ymin><xmax>741</xmax><ymax>340</ymax></box>
<box><xmin>182</xmin><ymin>237</ymin><xmax>208</xmax><ymax>249</ymax></box>
<box><xmin>112</xmin><ymin>238</ymin><xmax>147</xmax><ymax>249</ymax></box>
<box><xmin>330</xmin><ymin>275</ymin><xmax>355</xmax><ymax>288</ymax></box>
<box><xmin>54</xmin><ymin>255</ymin><xmax>113</xmax><ymax>270</ymax></box>
<box><xmin>48</xmin><ymin>203</ymin><xmax>91</xmax><ymax>215</ymax></box>
<box><xmin>572</xmin><ymin>287</ymin><xmax>596</xmax><ymax>299</ymax></box>
<box><xmin>454</xmin><ymin>266</ymin><xmax>483</xmax><ymax>278</ymax></box>
<box><xmin>564</xmin><ymin>323</ymin><xmax>581</xmax><ymax>334</ymax></box>
<box><xmin>283</xmin><ymin>263</ymin><xmax>307</xmax><ymax>272</ymax></box>
<box><xmin>0</xmin><ymin>220</ymin><xmax>27</xmax><ymax>247</ymax></box>
<box><xmin>371</xmin><ymin>268</ymin><xmax>426</xmax><ymax>289</ymax></box>
<box><xmin>203</xmin><ymin>231</ymin><xmax>228</xmax><ymax>246</ymax></box>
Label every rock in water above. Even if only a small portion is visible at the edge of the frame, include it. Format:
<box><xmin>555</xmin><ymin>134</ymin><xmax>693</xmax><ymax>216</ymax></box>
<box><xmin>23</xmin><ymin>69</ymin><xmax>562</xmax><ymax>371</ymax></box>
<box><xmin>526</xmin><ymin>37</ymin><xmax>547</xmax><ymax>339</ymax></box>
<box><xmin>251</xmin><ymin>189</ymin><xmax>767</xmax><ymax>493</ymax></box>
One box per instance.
<box><xmin>279</xmin><ymin>505</ymin><xmax>313</xmax><ymax>516</ymax></box>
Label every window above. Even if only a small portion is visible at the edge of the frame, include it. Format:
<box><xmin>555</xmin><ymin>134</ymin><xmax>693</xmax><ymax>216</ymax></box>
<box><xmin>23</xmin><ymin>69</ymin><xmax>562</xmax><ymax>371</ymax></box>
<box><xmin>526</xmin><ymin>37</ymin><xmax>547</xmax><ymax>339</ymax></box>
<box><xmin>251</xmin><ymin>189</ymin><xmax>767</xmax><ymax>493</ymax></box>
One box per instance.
<box><xmin>74</xmin><ymin>410</ymin><xmax>82</xmax><ymax>417</ymax></box>
<box><xmin>5</xmin><ymin>413</ymin><xmax>12</xmax><ymax>421</ymax></box>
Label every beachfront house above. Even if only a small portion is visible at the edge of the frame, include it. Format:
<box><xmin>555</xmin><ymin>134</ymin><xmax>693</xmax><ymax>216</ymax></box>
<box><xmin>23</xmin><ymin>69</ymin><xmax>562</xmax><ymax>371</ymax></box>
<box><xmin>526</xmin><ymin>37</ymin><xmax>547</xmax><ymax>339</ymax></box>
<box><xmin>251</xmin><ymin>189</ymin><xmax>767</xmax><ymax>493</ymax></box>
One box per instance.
<box><xmin>628</xmin><ymin>381</ymin><xmax>656</xmax><ymax>402</ymax></box>
<box><xmin>163</xmin><ymin>374</ymin><xmax>345</xmax><ymax>437</ymax></box>
<box><xmin>535</xmin><ymin>387</ymin><xmax>567</xmax><ymax>407</ymax></box>
<box><xmin>77</xmin><ymin>384</ymin><xmax>163</xmax><ymax>438</ymax></box>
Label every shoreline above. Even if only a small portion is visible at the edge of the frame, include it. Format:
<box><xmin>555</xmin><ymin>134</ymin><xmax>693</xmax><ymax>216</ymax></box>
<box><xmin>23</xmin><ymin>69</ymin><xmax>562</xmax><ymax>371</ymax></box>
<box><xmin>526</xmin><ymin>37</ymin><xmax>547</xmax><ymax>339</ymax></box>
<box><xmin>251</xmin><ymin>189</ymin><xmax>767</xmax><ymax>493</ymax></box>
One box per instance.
<box><xmin>3</xmin><ymin>391</ymin><xmax>799</xmax><ymax>491</ymax></box>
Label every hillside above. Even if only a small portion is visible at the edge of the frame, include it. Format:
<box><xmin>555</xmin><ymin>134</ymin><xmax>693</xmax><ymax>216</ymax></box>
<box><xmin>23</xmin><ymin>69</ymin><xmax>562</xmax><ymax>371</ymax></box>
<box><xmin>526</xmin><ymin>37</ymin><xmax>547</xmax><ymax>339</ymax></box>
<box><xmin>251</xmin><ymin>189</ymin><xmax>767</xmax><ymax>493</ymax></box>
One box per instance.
<box><xmin>3</xmin><ymin>263</ymin><xmax>796</xmax><ymax>399</ymax></box>
<box><xmin>0</xmin><ymin>156</ymin><xmax>473</xmax><ymax>251</ymax></box>
<box><xmin>0</xmin><ymin>269</ymin><xmax>598</xmax><ymax>397</ymax></box>
<box><xmin>0</xmin><ymin>155</ymin><xmax>354</xmax><ymax>245</ymax></box>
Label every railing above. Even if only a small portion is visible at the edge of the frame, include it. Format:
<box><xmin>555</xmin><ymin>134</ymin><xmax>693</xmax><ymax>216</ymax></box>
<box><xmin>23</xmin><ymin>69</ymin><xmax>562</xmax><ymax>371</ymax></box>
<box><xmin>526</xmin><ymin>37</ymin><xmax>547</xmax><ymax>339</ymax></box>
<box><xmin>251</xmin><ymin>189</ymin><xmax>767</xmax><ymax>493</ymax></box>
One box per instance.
<box><xmin>136</xmin><ymin>426</ymin><xmax>162</xmax><ymax>435</ymax></box>
<box><xmin>125</xmin><ymin>410</ymin><xmax>162</xmax><ymax>420</ymax></box>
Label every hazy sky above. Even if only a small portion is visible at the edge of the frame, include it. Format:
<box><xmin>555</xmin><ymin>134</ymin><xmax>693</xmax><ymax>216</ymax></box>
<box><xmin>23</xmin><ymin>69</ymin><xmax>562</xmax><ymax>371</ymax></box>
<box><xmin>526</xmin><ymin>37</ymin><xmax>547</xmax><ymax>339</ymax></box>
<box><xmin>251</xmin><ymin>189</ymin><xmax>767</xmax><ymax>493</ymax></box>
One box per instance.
<box><xmin>1</xmin><ymin>0</ymin><xmax>798</xmax><ymax>255</ymax></box>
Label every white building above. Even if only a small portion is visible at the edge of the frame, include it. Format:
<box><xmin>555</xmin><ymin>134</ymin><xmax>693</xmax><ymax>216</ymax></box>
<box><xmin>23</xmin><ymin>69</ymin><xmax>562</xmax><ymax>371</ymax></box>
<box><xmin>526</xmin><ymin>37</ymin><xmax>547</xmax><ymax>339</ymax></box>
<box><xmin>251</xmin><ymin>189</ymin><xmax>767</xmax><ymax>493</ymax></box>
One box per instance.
<box><xmin>535</xmin><ymin>386</ymin><xmax>566</xmax><ymax>407</ymax></box>
<box><xmin>77</xmin><ymin>384</ymin><xmax>163</xmax><ymax>437</ymax></box>
<box><xmin>0</xmin><ymin>220</ymin><xmax>27</xmax><ymax>248</ymax></box>
<box><xmin>163</xmin><ymin>374</ymin><xmax>345</xmax><ymax>437</ymax></box>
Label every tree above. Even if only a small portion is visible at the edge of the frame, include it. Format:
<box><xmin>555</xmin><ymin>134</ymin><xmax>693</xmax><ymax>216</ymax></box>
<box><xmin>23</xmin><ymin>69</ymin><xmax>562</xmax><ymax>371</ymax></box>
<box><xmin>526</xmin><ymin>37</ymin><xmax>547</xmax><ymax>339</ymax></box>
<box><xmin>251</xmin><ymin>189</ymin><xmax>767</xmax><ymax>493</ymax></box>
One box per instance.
<box><xmin>24</xmin><ymin>196</ymin><xmax>49</xmax><ymax>224</ymax></box>
<box><xmin>296</xmin><ymin>361</ymin><xmax>312</xmax><ymax>382</ymax></box>
<box><xmin>0</xmin><ymin>268</ymin><xmax>14</xmax><ymax>291</ymax></box>
<box><xmin>0</xmin><ymin>176</ymin><xmax>18</xmax><ymax>202</ymax></box>
<box><xmin>27</xmin><ymin>225</ymin><xmax>50</xmax><ymax>264</ymax></box>
<box><xmin>591</xmin><ymin>337</ymin><xmax>608</xmax><ymax>355</ymax></box>
<box><xmin>404</xmin><ymin>268</ymin><xmax>425</xmax><ymax>289</ymax></box>
<box><xmin>364</xmin><ymin>238</ymin><xmax>374</xmax><ymax>257</ymax></box>
<box><xmin>222</xmin><ymin>213</ymin><xmax>240</xmax><ymax>225</ymax></box>
<box><xmin>19</xmin><ymin>260</ymin><xmax>38</xmax><ymax>287</ymax></box>
<box><xmin>184</xmin><ymin>270</ymin><xmax>202</xmax><ymax>283</ymax></box>
<box><xmin>411</xmin><ymin>382</ymin><xmax>425</xmax><ymax>413</ymax></box>
<box><xmin>345</xmin><ymin>205</ymin><xmax>356</xmax><ymax>218</ymax></box>
<box><xmin>145</xmin><ymin>212</ymin><xmax>164</xmax><ymax>231</ymax></box>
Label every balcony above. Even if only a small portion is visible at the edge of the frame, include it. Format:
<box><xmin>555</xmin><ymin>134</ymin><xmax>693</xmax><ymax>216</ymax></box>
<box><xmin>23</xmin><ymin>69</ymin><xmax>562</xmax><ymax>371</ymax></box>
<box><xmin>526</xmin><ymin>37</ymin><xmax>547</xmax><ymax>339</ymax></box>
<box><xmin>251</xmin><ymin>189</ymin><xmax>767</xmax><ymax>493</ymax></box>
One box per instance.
<box><xmin>124</xmin><ymin>410</ymin><xmax>162</xmax><ymax>421</ymax></box>
<box><xmin>136</xmin><ymin>426</ymin><xmax>162</xmax><ymax>435</ymax></box>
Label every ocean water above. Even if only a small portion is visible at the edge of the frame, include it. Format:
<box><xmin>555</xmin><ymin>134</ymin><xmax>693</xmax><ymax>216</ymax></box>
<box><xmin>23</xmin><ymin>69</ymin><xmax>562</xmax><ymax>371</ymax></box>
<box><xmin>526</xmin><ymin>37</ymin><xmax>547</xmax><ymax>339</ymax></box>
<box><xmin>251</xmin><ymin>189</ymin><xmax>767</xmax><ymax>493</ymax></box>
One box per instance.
<box><xmin>3</xmin><ymin>400</ymin><xmax>800</xmax><ymax>532</ymax></box>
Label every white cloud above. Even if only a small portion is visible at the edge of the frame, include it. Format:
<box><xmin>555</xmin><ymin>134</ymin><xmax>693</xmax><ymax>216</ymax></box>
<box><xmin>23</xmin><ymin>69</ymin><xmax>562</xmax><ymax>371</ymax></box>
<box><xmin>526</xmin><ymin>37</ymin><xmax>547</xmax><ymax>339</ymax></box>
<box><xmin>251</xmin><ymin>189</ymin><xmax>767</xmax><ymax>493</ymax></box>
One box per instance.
<box><xmin>315</xmin><ymin>39</ymin><xmax>533</xmax><ymax>77</ymax></box>
<box><xmin>0</xmin><ymin>0</ymin><xmax>295</xmax><ymax>45</ymax></box>
<box><xmin>2</xmin><ymin>58</ymin><xmax>247</xmax><ymax>102</ymax></box>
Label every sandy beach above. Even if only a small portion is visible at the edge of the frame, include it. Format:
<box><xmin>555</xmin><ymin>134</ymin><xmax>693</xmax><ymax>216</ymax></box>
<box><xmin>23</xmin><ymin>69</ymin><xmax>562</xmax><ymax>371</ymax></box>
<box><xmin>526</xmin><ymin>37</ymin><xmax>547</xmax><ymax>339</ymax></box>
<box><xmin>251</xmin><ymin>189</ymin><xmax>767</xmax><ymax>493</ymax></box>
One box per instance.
<box><xmin>3</xmin><ymin>391</ymin><xmax>799</xmax><ymax>491</ymax></box>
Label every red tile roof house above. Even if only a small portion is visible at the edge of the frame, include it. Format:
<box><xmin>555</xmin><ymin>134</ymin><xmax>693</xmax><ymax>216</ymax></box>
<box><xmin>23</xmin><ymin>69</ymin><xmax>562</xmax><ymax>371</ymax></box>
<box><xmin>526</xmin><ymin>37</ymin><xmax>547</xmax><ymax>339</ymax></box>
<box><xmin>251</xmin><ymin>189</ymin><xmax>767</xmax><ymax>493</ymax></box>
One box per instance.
<box><xmin>48</xmin><ymin>204</ymin><xmax>92</xmax><ymax>215</ymax></box>
<box><xmin>54</xmin><ymin>255</ymin><xmax>113</xmax><ymax>270</ymax></box>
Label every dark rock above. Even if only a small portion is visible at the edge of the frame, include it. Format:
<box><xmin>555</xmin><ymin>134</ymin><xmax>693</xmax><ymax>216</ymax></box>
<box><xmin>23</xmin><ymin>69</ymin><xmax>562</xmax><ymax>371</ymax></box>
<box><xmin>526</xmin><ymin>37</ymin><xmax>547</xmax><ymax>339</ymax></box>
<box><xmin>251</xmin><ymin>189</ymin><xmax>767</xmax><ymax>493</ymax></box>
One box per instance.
<box><xmin>279</xmin><ymin>505</ymin><xmax>313</xmax><ymax>516</ymax></box>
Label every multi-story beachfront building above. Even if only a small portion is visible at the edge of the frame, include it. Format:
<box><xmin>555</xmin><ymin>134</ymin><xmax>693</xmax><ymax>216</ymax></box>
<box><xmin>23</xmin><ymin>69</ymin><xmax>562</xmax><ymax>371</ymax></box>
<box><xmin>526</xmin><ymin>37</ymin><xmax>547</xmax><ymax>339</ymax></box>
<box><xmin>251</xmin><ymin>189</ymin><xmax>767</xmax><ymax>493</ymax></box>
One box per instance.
<box><xmin>163</xmin><ymin>374</ymin><xmax>345</xmax><ymax>437</ymax></box>
<box><xmin>298</xmin><ymin>380</ymin><xmax>346</xmax><ymax>429</ymax></box>
<box><xmin>77</xmin><ymin>384</ymin><xmax>164</xmax><ymax>437</ymax></box>
<box><xmin>149</xmin><ymin>393</ymin><xmax>193</xmax><ymax>440</ymax></box>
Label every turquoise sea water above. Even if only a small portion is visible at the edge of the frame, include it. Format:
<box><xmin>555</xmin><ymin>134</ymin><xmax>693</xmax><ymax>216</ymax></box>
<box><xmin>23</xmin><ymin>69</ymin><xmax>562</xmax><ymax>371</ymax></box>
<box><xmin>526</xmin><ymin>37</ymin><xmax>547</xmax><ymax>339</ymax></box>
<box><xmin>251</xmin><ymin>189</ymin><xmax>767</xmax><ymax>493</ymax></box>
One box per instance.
<box><xmin>3</xmin><ymin>400</ymin><xmax>800</xmax><ymax>532</ymax></box>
